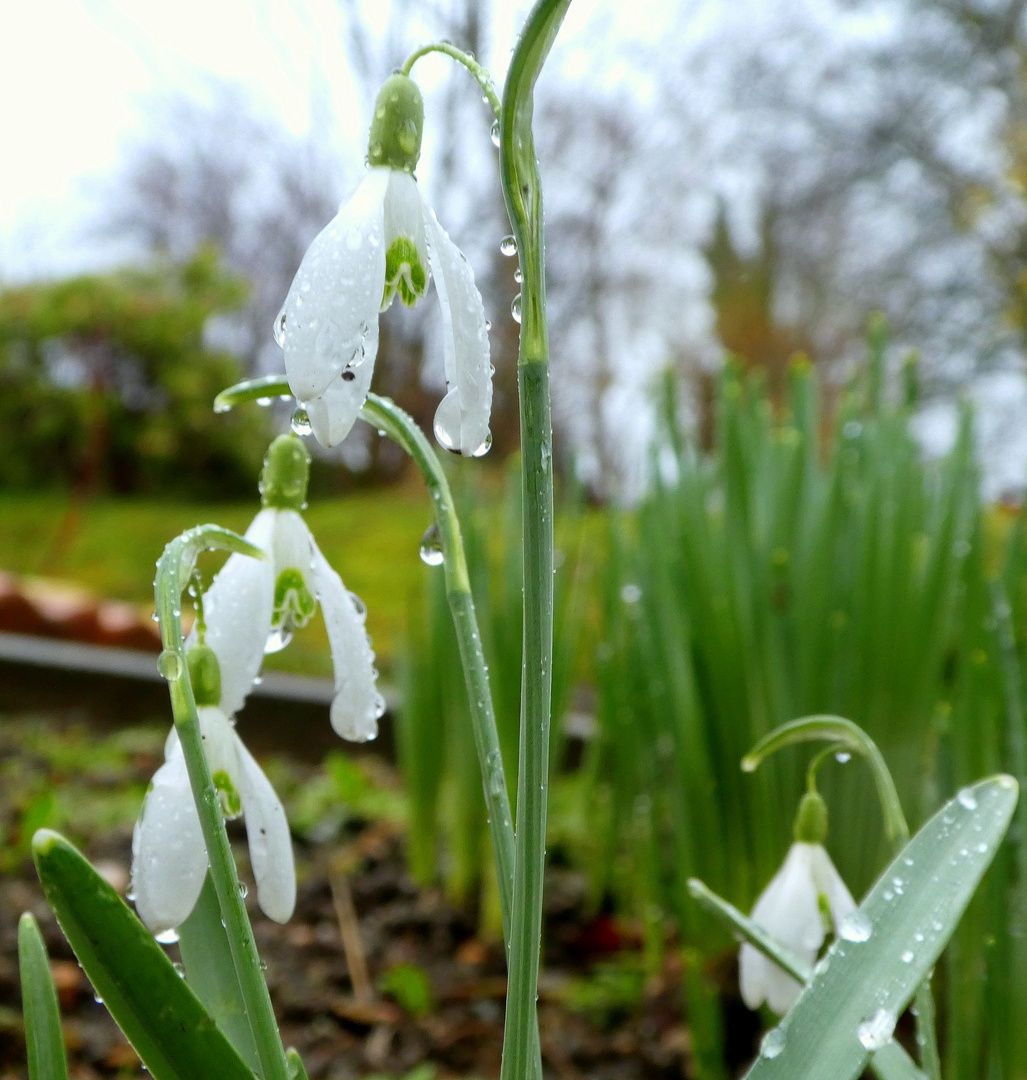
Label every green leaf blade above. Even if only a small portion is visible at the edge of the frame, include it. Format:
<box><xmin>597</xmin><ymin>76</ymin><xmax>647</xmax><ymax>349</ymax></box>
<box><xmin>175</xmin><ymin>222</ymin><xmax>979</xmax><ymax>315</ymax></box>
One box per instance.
<box><xmin>744</xmin><ymin>775</ymin><xmax>1018</xmax><ymax>1080</ymax></box>
<box><xmin>17</xmin><ymin>912</ymin><xmax>70</xmax><ymax>1080</ymax></box>
<box><xmin>32</xmin><ymin>829</ymin><xmax>257</xmax><ymax>1080</ymax></box>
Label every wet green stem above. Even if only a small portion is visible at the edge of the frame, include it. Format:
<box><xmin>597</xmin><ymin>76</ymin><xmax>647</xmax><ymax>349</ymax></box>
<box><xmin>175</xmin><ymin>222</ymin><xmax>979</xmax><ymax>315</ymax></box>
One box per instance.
<box><xmin>401</xmin><ymin>43</ymin><xmax>500</xmax><ymax>116</ymax></box>
<box><xmin>155</xmin><ymin>526</ymin><xmax>289</xmax><ymax>1080</ymax></box>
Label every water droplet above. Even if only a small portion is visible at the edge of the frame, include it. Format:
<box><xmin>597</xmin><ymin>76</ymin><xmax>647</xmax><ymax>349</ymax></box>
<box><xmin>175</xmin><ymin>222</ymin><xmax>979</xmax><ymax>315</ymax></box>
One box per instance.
<box><xmin>514</xmin><ymin>267</ymin><xmax>523</xmax><ymax>284</ymax></box>
<box><xmin>419</xmin><ymin>523</ymin><xmax>444</xmax><ymax>566</ymax></box>
<box><xmin>290</xmin><ymin>407</ymin><xmax>312</xmax><ymax>436</ymax></box>
<box><xmin>834</xmin><ymin>751</ymin><xmax>852</xmax><ymax>763</ymax></box>
<box><xmin>157</xmin><ymin>650</ymin><xmax>182</xmax><ymax>681</ymax></box>
<box><xmin>155</xmin><ymin>928</ymin><xmax>180</xmax><ymax>945</ymax></box>
<box><xmin>901</xmin><ymin>949</ymin><xmax>914</xmax><ymax>963</ymax></box>
<box><xmin>760</xmin><ymin>1026</ymin><xmax>787</xmax><ymax>1059</ymax></box>
<box><xmin>238</xmin><ymin>881</ymin><xmax>249</xmax><ymax>898</ymax></box>
<box><xmin>957</xmin><ymin>787</ymin><xmax>978</xmax><ymax>810</ymax></box>
<box><xmin>94</xmin><ymin>993</ymin><xmax>105</xmax><ymax>1005</ymax></box>
<box><xmin>273</xmin><ymin>310</ymin><xmax>287</xmax><ymax>346</ymax></box>
<box><xmin>838</xmin><ymin>910</ymin><xmax>873</xmax><ymax>943</ymax></box>
<box><xmin>471</xmin><ymin>432</ymin><xmax>493</xmax><ymax>458</ymax></box>
<box><xmin>214</xmin><ymin>399</ymin><xmax>231</xmax><ymax>414</ymax></box>
<box><xmin>173</xmin><ymin>962</ymin><xmax>186</xmax><ymax>978</ymax></box>
<box><xmin>511</xmin><ymin>293</ymin><xmax>522</xmax><ymax>323</ymax></box>
<box><xmin>491</xmin><ymin>120</ymin><xmax>501</xmax><ymax>147</ymax></box>
<box><xmin>500</xmin><ymin>235</ymin><xmax>517</xmax><ymax>257</ymax></box>
<box><xmin>348</xmin><ymin>591</ymin><xmax>367</xmax><ymax>618</ymax></box>
<box><xmin>256</xmin><ymin>396</ymin><xmax>272</xmax><ymax>407</ymax></box>
<box><xmin>265</xmin><ymin>626</ymin><xmax>292</xmax><ymax>653</ymax></box>
<box><xmin>857</xmin><ymin>1008</ymin><xmax>896</xmax><ymax>1051</ymax></box>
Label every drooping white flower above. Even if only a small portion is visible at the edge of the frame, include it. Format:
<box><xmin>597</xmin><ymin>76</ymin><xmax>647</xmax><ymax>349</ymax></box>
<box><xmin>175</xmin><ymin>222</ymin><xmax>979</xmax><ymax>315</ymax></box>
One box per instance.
<box><xmin>274</xmin><ymin>73</ymin><xmax>492</xmax><ymax>456</ymax></box>
<box><xmin>189</xmin><ymin>435</ymin><xmax>384</xmax><ymax>742</ymax></box>
<box><xmin>132</xmin><ymin>686</ymin><xmax>295</xmax><ymax>935</ymax></box>
<box><xmin>739</xmin><ymin>792</ymin><xmax>856</xmax><ymax>1015</ymax></box>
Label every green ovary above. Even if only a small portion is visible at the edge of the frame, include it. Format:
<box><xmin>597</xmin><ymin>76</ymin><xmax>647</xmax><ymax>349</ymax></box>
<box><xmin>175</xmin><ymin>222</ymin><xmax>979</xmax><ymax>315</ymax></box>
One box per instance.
<box><xmin>384</xmin><ymin>236</ymin><xmax>427</xmax><ymax>308</ymax></box>
<box><xmin>212</xmin><ymin>770</ymin><xmax>242</xmax><ymax>818</ymax></box>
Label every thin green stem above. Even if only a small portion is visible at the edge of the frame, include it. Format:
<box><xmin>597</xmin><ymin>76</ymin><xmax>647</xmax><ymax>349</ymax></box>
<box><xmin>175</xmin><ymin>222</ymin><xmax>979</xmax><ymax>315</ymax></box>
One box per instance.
<box><xmin>498</xmin><ymin>3</ymin><xmax>570</xmax><ymax>1079</ymax></box>
<box><xmin>401</xmin><ymin>42</ymin><xmax>501</xmax><ymax>117</ymax></box>
<box><xmin>155</xmin><ymin>526</ymin><xmax>289</xmax><ymax>1080</ymax></box>
<box><xmin>357</xmin><ymin>394</ymin><xmax>516</xmax><ymax>940</ymax></box>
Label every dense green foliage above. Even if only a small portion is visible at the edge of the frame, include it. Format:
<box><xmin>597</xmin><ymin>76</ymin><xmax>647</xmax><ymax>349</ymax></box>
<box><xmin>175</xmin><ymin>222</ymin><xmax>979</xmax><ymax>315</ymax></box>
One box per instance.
<box><xmin>0</xmin><ymin>250</ymin><xmax>268</xmax><ymax>496</ymax></box>
<box><xmin>397</xmin><ymin>344</ymin><xmax>1027</xmax><ymax>1076</ymax></box>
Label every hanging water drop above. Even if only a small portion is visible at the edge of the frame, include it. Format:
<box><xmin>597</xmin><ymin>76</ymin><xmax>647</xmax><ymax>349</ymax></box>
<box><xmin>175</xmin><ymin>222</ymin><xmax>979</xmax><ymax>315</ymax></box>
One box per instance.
<box><xmin>273</xmin><ymin>311</ymin><xmax>287</xmax><ymax>347</ymax></box>
<box><xmin>491</xmin><ymin>120</ymin><xmax>501</xmax><ymax>147</ymax></box>
<box><xmin>500</xmin><ymin>235</ymin><xmax>517</xmax><ymax>257</ymax></box>
<box><xmin>290</xmin><ymin>407</ymin><xmax>312</xmax><ymax>436</ymax></box>
<box><xmin>471</xmin><ymin>432</ymin><xmax>493</xmax><ymax>458</ymax></box>
<box><xmin>419</xmin><ymin>523</ymin><xmax>445</xmax><ymax>566</ymax></box>
<box><xmin>238</xmin><ymin>881</ymin><xmax>249</xmax><ymax>899</ymax></box>
<box><xmin>514</xmin><ymin>267</ymin><xmax>522</xmax><ymax>284</ymax></box>
<box><xmin>155</xmin><ymin>927</ymin><xmax>180</xmax><ymax>945</ymax></box>
<box><xmin>265</xmin><ymin>625</ymin><xmax>293</xmax><ymax>654</ymax></box>
<box><xmin>511</xmin><ymin>294</ymin><xmax>522</xmax><ymax>323</ymax></box>
<box><xmin>157</xmin><ymin>650</ymin><xmax>182</xmax><ymax>681</ymax></box>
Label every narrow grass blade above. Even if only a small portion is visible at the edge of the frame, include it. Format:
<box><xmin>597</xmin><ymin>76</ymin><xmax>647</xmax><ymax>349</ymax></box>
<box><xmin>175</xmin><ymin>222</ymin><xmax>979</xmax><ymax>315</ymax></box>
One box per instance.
<box><xmin>32</xmin><ymin>829</ymin><xmax>257</xmax><ymax>1080</ymax></box>
<box><xmin>17</xmin><ymin>912</ymin><xmax>70</xmax><ymax>1080</ymax></box>
<box><xmin>744</xmin><ymin>776</ymin><xmax>1017</xmax><ymax>1080</ymax></box>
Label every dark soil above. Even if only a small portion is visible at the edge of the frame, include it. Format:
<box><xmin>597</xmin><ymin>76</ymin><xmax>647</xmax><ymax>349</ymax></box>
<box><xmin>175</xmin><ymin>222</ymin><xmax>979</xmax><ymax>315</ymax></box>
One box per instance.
<box><xmin>0</xmin><ymin>718</ymin><xmax>756</xmax><ymax>1080</ymax></box>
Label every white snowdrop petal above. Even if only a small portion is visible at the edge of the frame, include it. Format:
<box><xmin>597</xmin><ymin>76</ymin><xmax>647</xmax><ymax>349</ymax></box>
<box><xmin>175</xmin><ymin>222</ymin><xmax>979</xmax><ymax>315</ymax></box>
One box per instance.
<box><xmin>303</xmin><ymin>321</ymin><xmax>378</xmax><ymax>448</ymax></box>
<box><xmin>186</xmin><ymin>509</ymin><xmax>276</xmax><ymax>717</ymax></box>
<box><xmin>237</xmin><ymin>739</ymin><xmax>296</xmax><ymax>923</ymax></box>
<box><xmin>197</xmin><ymin>706</ymin><xmax>242</xmax><ymax>779</ymax></box>
<box><xmin>131</xmin><ymin>743</ymin><xmax>207</xmax><ymax>934</ymax></box>
<box><xmin>272</xmin><ymin>510</ymin><xmax>315</xmax><ymax>573</ymax></box>
<box><xmin>740</xmin><ymin>843</ymin><xmax>826</xmax><ymax>1014</ymax></box>
<box><xmin>280</xmin><ymin>169</ymin><xmax>388</xmax><ymax>429</ymax></box>
<box><xmin>308</xmin><ymin>545</ymin><xmax>383</xmax><ymax>741</ymax></box>
<box><xmin>422</xmin><ymin>200</ymin><xmax>492</xmax><ymax>456</ymax></box>
<box><xmin>810</xmin><ymin>845</ymin><xmax>858</xmax><ymax>928</ymax></box>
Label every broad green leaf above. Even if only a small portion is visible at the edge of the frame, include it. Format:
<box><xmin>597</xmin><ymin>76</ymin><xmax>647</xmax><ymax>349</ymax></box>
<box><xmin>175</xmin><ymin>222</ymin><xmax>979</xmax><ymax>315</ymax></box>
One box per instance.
<box><xmin>32</xmin><ymin>829</ymin><xmax>257</xmax><ymax>1080</ymax></box>
<box><xmin>17</xmin><ymin>913</ymin><xmax>70</xmax><ymax>1080</ymax></box>
<box><xmin>744</xmin><ymin>775</ymin><xmax>1017</xmax><ymax>1080</ymax></box>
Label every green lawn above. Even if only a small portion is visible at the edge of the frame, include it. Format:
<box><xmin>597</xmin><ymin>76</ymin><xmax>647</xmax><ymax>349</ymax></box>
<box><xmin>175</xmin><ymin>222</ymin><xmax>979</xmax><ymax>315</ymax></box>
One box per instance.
<box><xmin>0</xmin><ymin>487</ymin><xmax>435</xmax><ymax>676</ymax></box>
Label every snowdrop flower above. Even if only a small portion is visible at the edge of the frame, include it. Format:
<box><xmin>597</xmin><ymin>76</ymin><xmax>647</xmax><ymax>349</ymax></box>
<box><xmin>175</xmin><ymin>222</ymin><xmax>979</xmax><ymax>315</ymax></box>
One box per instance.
<box><xmin>132</xmin><ymin>645</ymin><xmax>295</xmax><ymax>935</ymax></box>
<box><xmin>275</xmin><ymin>73</ymin><xmax>492</xmax><ymax>456</ymax></box>
<box><xmin>739</xmin><ymin>791</ymin><xmax>856</xmax><ymax>1014</ymax></box>
<box><xmin>188</xmin><ymin>434</ymin><xmax>384</xmax><ymax>742</ymax></box>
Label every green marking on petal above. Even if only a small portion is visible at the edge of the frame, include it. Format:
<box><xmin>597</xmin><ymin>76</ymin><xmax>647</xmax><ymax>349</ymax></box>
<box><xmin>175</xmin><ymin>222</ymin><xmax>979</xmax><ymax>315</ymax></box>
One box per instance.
<box><xmin>212</xmin><ymin>770</ymin><xmax>242</xmax><ymax>819</ymax></box>
<box><xmin>384</xmin><ymin>236</ymin><xmax>428</xmax><ymax>308</ymax></box>
<box><xmin>274</xmin><ymin>568</ymin><xmax>318</xmax><ymax>633</ymax></box>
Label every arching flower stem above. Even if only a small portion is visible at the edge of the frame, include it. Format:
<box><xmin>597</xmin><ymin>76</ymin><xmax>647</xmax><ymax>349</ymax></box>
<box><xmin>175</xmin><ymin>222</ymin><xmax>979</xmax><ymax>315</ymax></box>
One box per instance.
<box><xmin>154</xmin><ymin>526</ymin><xmax>290</xmax><ymax>1080</ymax></box>
<box><xmin>401</xmin><ymin>43</ymin><xmax>501</xmax><ymax>117</ymax></box>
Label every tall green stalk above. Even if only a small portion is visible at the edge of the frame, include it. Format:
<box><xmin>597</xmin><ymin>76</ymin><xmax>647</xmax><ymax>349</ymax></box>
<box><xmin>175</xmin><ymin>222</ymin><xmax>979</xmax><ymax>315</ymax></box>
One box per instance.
<box><xmin>498</xmin><ymin>3</ymin><xmax>571</xmax><ymax>1078</ymax></box>
<box><xmin>154</xmin><ymin>526</ymin><xmax>290</xmax><ymax>1080</ymax></box>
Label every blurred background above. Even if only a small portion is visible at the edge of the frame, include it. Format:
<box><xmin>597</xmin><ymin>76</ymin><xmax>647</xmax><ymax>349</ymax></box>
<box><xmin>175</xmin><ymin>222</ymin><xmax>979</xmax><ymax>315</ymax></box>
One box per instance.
<box><xmin>5</xmin><ymin>1</ymin><xmax>1027</xmax><ymax>1077</ymax></box>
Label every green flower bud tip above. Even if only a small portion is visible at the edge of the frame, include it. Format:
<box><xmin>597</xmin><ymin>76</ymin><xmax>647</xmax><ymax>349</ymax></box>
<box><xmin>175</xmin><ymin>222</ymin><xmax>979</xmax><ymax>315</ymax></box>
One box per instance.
<box><xmin>187</xmin><ymin>644</ymin><xmax>221</xmax><ymax>707</ymax></box>
<box><xmin>366</xmin><ymin>74</ymin><xmax>424</xmax><ymax>174</ymax></box>
<box><xmin>793</xmin><ymin>790</ymin><xmax>829</xmax><ymax>845</ymax></box>
<box><xmin>261</xmin><ymin>434</ymin><xmax>310</xmax><ymax>510</ymax></box>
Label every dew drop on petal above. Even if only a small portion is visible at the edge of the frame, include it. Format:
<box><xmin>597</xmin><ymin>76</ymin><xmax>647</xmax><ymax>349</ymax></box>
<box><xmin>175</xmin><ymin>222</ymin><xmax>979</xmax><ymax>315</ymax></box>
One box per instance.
<box><xmin>470</xmin><ymin>432</ymin><xmax>493</xmax><ymax>458</ymax></box>
<box><xmin>901</xmin><ymin>949</ymin><xmax>914</xmax><ymax>963</ymax></box>
<box><xmin>760</xmin><ymin>1026</ymin><xmax>787</xmax><ymax>1059</ymax></box>
<box><xmin>157</xmin><ymin>650</ymin><xmax>182</xmax><ymax>681</ymax></box>
<box><xmin>838</xmin><ymin>910</ymin><xmax>872</xmax><ymax>942</ymax></box>
<box><xmin>500</xmin><ymin>234</ymin><xmax>517</xmax><ymax>257</ymax></box>
<box><xmin>419</xmin><ymin>523</ymin><xmax>445</xmax><ymax>566</ymax></box>
<box><xmin>155</xmin><ymin>928</ymin><xmax>180</xmax><ymax>945</ymax></box>
<box><xmin>273</xmin><ymin>310</ymin><xmax>287</xmax><ymax>347</ymax></box>
<box><xmin>290</xmin><ymin>407</ymin><xmax>312</xmax><ymax>436</ymax></box>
